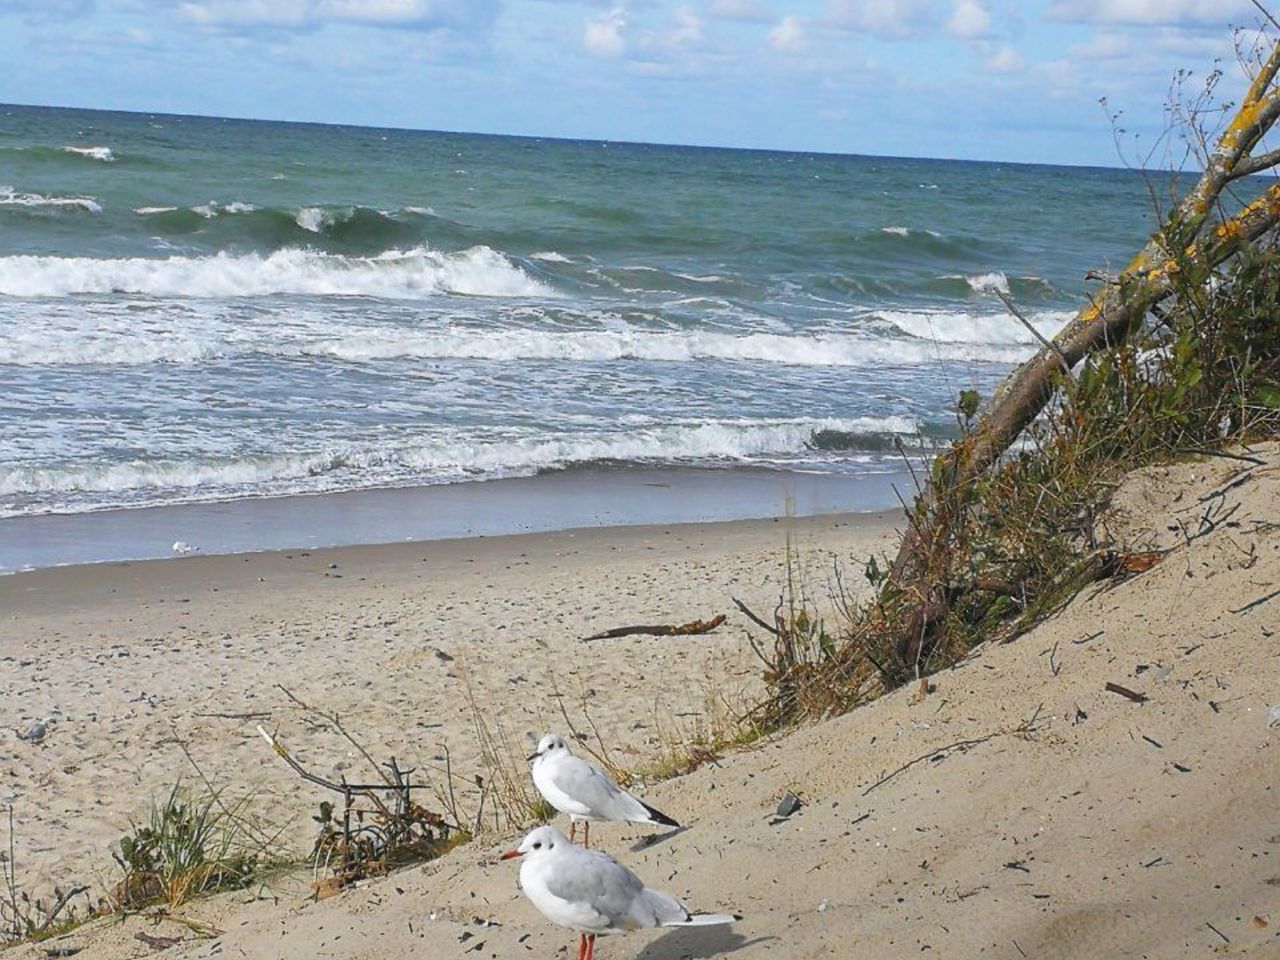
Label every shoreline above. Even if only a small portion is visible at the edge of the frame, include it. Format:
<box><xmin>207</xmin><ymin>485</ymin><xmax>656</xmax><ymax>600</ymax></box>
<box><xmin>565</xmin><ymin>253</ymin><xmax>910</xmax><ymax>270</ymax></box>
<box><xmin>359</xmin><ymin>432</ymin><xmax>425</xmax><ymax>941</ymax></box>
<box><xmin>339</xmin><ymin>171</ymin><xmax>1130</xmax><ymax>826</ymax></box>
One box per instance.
<box><xmin>0</xmin><ymin>463</ymin><xmax>911</xmax><ymax>573</ymax></box>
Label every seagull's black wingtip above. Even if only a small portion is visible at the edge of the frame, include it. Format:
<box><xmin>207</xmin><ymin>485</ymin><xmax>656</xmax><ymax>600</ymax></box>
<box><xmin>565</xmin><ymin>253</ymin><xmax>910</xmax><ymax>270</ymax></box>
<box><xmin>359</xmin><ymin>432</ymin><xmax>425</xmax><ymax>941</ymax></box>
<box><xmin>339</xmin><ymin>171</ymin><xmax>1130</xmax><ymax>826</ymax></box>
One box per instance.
<box><xmin>640</xmin><ymin>800</ymin><xmax>680</xmax><ymax>828</ymax></box>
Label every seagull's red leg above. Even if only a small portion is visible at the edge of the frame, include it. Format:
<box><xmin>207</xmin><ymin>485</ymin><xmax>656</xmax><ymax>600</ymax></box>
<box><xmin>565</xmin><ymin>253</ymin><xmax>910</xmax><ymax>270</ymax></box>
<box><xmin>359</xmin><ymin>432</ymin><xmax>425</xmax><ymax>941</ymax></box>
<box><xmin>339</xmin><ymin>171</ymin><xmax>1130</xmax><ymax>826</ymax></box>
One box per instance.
<box><xmin>576</xmin><ymin>933</ymin><xmax>586</xmax><ymax>960</ymax></box>
<box><xmin>569</xmin><ymin>821</ymin><xmax>577</xmax><ymax>844</ymax></box>
<box><xmin>584</xmin><ymin>934</ymin><xmax>596</xmax><ymax>960</ymax></box>
<box><xmin>583</xmin><ymin>822</ymin><xmax>590</xmax><ymax>848</ymax></box>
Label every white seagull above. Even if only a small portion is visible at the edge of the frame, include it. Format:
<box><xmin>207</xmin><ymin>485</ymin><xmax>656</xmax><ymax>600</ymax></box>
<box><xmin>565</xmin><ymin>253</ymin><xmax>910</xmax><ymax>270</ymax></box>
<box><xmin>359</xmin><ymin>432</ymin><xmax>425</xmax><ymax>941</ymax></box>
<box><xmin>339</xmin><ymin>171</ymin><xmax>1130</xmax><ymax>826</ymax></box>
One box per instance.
<box><xmin>501</xmin><ymin>825</ymin><xmax>736</xmax><ymax>960</ymax></box>
<box><xmin>528</xmin><ymin>733</ymin><xmax>678</xmax><ymax>847</ymax></box>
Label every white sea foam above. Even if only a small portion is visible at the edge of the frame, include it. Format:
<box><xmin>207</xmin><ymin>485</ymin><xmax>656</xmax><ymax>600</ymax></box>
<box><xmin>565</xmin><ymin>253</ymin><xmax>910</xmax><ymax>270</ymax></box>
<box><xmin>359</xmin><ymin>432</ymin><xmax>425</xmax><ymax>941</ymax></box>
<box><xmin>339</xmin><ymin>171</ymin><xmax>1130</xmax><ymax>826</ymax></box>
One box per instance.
<box><xmin>0</xmin><ymin>309</ymin><xmax>1049</xmax><ymax>367</ymax></box>
<box><xmin>134</xmin><ymin>206</ymin><xmax>179</xmax><ymax>215</ymax></box>
<box><xmin>62</xmin><ymin>145</ymin><xmax>115</xmax><ymax>162</ymax></box>
<box><xmin>880</xmin><ymin>226</ymin><xmax>942</xmax><ymax>238</ymax></box>
<box><xmin>0</xmin><ymin>186</ymin><xmax>102</xmax><ymax>214</ymax></box>
<box><xmin>295</xmin><ymin>206</ymin><xmax>328</xmax><ymax>232</ymax></box>
<box><xmin>191</xmin><ymin>201</ymin><xmax>257</xmax><ymax>218</ymax></box>
<box><xmin>880</xmin><ymin>308</ymin><xmax>1070</xmax><ymax>345</ymax></box>
<box><xmin>306</xmin><ymin>328</ymin><xmax>1026</xmax><ymax>366</ymax></box>
<box><xmin>530</xmin><ymin>251</ymin><xmax>572</xmax><ymax>262</ymax></box>
<box><xmin>0</xmin><ymin>246</ymin><xmax>556</xmax><ymax>300</ymax></box>
<box><xmin>0</xmin><ymin>416</ymin><xmax>919</xmax><ymax>513</ymax></box>
<box><xmin>965</xmin><ymin>271</ymin><xmax>1010</xmax><ymax>294</ymax></box>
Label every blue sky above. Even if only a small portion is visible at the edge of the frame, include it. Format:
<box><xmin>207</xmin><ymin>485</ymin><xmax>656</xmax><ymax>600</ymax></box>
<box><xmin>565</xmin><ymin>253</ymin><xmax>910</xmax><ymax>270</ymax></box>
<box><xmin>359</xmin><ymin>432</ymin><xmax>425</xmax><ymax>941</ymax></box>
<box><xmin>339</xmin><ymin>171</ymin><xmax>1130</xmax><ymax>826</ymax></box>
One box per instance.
<box><xmin>0</xmin><ymin>0</ymin><xmax>1271</xmax><ymax>165</ymax></box>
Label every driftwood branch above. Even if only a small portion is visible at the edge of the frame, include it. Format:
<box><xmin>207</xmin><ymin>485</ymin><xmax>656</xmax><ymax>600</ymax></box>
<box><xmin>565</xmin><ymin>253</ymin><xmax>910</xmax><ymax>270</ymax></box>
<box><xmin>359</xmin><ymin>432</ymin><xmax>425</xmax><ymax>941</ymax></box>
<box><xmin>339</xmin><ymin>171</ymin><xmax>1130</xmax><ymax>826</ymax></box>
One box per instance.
<box><xmin>582</xmin><ymin>614</ymin><xmax>725</xmax><ymax>642</ymax></box>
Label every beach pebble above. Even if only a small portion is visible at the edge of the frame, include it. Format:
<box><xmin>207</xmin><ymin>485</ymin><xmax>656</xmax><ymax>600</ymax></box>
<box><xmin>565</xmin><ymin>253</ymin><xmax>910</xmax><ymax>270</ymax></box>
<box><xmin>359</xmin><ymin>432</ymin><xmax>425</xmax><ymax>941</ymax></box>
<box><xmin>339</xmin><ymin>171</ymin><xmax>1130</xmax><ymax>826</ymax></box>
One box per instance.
<box><xmin>776</xmin><ymin>791</ymin><xmax>802</xmax><ymax>818</ymax></box>
<box><xmin>17</xmin><ymin>720</ymin><xmax>48</xmax><ymax>743</ymax></box>
<box><xmin>1267</xmin><ymin>704</ymin><xmax>1280</xmax><ymax>729</ymax></box>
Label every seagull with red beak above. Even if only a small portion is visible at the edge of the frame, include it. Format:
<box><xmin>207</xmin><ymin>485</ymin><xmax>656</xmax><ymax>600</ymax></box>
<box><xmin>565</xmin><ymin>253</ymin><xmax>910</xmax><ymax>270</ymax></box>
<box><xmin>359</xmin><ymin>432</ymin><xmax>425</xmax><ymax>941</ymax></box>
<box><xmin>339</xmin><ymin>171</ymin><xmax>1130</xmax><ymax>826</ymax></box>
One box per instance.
<box><xmin>500</xmin><ymin>825</ymin><xmax>736</xmax><ymax>960</ymax></box>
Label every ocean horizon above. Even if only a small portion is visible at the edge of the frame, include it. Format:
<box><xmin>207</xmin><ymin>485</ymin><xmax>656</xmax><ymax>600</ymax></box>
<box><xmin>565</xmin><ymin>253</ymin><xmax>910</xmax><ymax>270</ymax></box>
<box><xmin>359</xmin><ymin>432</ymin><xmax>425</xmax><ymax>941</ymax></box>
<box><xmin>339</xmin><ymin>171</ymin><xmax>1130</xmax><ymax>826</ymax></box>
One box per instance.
<box><xmin>1</xmin><ymin>102</ymin><xmax>1162</xmax><ymax>567</ymax></box>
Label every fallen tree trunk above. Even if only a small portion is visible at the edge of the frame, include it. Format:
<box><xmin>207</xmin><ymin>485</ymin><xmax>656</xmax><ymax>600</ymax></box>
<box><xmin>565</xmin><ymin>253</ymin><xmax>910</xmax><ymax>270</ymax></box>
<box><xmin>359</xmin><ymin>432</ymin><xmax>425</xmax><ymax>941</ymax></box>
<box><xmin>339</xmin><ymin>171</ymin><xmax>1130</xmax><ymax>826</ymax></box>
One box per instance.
<box><xmin>886</xmin><ymin>36</ymin><xmax>1280</xmax><ymax>671</ymax></box>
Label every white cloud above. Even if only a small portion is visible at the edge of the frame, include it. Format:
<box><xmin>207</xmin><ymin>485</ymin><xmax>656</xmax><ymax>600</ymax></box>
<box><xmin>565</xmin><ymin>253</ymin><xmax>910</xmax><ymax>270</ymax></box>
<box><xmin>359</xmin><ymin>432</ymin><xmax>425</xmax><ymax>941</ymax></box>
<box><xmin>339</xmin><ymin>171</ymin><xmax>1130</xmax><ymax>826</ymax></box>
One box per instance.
<box><xmin>707</xmin><ymin>0</ymin><xmax>772</xmax><ymax>22</ymax></box>
<box><xmin>583</xmin><ymin>7</ymin><xmax>626</xmax><ymax>57</ymax></box>
<box><xmin>986</xmin><ymin>44</ymin><xmax>1024</xmax><ymax>72</ymax></box>
<box><xmin>666</xmin><ymin>6</ymin><xmax>702</xmax><ymax>47</ymax></box>
<box><xmin>768</xmin><ymin>14</ymin><xmax>804</xmax><ymax>51</ymax></box>
<box><xmin>1068</xmin><ymin>30</ymin><xmax>1131</xmax><ymax>60</ymax></box>
<box><xmin>0</xmin><ymin>0</ymin><xmax>92</xmax><ymax>16</ymax></box>
<box><xmin>179</xmin><ymin>0</ymin><xmax>491</xmax><ymax>31</ymax></box>
<box><xmin>1046</xmin><ymin>0</ymin><xmax>1253</xmax><ymax>27</ymax></box>
<box><xmin>946</xmin><ymin>0</ymin><xmax>989</xmax><ymax>39</ymax></box>
<box><xmin>825</xmin><ymin>0</ymin><xmax>941</xmax><ymax>39</ymax></box>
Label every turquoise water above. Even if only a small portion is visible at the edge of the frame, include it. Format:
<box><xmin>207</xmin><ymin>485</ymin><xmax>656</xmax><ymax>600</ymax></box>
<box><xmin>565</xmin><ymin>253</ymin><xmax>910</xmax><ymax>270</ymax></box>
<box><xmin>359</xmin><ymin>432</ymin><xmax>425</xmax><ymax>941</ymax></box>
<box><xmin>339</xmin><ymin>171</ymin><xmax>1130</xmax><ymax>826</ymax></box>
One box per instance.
<box><xmin>1</xmin><ymin>103</ymin><xmax>1159</xmax><ymax>520</ymax></box>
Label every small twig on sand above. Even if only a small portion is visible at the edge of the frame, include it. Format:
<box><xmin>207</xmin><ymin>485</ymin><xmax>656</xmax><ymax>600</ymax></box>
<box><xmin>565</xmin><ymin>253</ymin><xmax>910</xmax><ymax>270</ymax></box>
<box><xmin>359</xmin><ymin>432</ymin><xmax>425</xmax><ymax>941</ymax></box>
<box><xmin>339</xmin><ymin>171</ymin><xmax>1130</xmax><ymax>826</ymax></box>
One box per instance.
<box><xmin>1206</xmin><ymin>921</ymin><xmax>1230</xmax><ymax>944</ymax></box>
<box><xmin>1105</xmin><ymin>682</ymin><xmax>1148</xmax><ymax>703</ymax></box>
<box><xmin>862</xmin><ymin>708</ymin><xmax>1042</xmax><ymax>797</ymax></box>
<box><xmin>1230</xmin><ymin>587</ymin><xmax>1280</xmax><ymax>615</ymax></box>
<box><xmin>1173</xmin><ymin>447</ymin><xmax>1265</xmax><ymax>465</ymax></box>
<box><xmin>135</xmin><ymin>932</ymin><xmax>182</xmax><ymax>950</ymax></box>
<box><xmin>732</xmin><ymin>598</ymin><xmax>779</xmax><ymax>636</ymax></box>
<box><xmin>582</xmin><ymin>614</ymin><xmax>726</xmax><ymax>642</ymax></box>
<box><xmin>1196</xmin><ymin>469</ymin><xmax>1255</xmax><ymax>503</ymax></box>
<box><xmin>276</xmin><ymin>685</ymin><xmax>390</xmax><ymax>785</ymax></box>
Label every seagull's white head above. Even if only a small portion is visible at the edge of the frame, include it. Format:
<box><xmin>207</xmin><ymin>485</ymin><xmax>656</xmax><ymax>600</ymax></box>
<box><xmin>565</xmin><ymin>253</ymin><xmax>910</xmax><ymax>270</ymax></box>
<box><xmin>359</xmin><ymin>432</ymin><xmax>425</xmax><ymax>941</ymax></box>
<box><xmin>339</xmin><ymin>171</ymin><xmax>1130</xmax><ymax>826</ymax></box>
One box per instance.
<box><xmin>527</xmin><ymin>732</ymin><xmax>571</xmax><ymax>762</ymax></box>
<box><xmin>500</xmin><ymin>825</ymin><xmax>570</xmax><ymax>862</ymax></box>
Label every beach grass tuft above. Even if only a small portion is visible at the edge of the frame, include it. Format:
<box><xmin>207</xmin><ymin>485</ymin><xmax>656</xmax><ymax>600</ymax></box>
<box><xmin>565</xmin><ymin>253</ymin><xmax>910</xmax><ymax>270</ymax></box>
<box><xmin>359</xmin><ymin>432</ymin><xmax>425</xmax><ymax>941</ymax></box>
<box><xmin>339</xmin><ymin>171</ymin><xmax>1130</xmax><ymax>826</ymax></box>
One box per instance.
<box><xmin>109</xmin><ymin>783</ymin><xmax>269</xmax><ymax>911</ymax></box>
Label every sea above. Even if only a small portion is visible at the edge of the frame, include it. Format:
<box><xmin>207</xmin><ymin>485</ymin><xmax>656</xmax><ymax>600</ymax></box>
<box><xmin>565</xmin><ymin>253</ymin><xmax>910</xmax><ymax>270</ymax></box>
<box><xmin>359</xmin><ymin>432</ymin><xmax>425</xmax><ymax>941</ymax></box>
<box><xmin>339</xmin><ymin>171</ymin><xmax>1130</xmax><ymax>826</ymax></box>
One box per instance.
<box><xmin>0</xmin><ymin>104</ymin><xmax>1159</xmax><ymax>569</ymax></box>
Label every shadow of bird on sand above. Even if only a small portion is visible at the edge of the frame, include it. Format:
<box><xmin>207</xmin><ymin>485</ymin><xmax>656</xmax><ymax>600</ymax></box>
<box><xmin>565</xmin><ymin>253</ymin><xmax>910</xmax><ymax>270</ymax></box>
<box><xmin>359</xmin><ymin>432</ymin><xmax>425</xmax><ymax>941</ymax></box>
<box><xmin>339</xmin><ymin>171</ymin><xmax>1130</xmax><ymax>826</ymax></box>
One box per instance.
<box><xmin>628</xmin><ymin>824</ymin><xmax>690</xmax><ymax>852</ymax></box>
<box><xmin>635</xmin><ymin>926</ymin><xmax>773</xmax><ymax>960</ymax></box>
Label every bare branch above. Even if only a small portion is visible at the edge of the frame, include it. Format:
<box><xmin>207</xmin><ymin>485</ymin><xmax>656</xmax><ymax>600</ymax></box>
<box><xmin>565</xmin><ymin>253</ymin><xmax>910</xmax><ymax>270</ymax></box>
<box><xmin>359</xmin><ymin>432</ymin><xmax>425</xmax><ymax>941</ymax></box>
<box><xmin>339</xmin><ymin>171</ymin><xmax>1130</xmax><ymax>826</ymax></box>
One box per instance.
<box><xmin>1227</xmin><ymin>144</ymin><xmax>1280</xmax><ymax>179</ymax></box>
<box><xmin>993</xmin><ymin>288</ymin><xmax>1077</xmax><ymax>382</ymax></box>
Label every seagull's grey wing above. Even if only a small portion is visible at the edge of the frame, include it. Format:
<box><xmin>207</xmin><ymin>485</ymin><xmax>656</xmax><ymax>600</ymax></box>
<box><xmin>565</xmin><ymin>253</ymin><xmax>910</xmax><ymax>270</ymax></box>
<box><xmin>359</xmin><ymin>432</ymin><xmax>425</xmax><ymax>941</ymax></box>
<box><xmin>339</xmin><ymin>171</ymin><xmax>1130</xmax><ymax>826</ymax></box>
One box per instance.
<box><xmin>551</xmin><ymin>757</ymin><xmax>650</xmax><ymax>822</ymax></box>
<box><xmin>544</xmin><ymin>850</ymin><xmax>646</xmax><ymax>931</ymax></box>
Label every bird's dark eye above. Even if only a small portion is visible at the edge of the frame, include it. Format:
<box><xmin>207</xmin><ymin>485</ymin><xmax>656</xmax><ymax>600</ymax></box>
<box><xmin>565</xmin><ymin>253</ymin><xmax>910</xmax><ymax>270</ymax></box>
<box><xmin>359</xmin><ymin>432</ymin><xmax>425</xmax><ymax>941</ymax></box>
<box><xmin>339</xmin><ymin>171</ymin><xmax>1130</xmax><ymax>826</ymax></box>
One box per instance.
<box><xmin>533</xmin><ymin>842</ymin><xmax>542</xmax><ymax>849</ymax></box>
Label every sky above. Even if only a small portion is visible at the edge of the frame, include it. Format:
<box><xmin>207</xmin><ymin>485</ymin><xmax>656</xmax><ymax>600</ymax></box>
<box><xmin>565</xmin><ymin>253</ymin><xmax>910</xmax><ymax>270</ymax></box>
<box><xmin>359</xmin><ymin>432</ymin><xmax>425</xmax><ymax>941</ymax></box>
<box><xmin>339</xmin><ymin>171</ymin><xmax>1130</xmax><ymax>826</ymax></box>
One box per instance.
<box><xmin>0</xmin><ymin>0</ymin><xmax>1274</xmax><ymax>166</ymax></box>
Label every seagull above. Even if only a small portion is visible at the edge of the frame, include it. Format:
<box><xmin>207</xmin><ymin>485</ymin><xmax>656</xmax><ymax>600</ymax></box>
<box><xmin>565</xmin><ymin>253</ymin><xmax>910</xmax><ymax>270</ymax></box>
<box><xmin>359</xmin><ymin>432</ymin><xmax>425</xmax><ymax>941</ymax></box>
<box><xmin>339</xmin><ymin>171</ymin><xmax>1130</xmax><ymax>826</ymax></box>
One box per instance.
<box><xmin>528</xmin><ymin>733</ymin><xmax>678</xmax><ymax>847</ymax></box>
<box><xmin>171</xmin><ymin>541</ymin><xmax>198</xmax><ymax>555</ymax></box>
<box><xmin>501</xmin><ymin>825</ymin><xmax>736</xmax><ymax>960</ymax></box>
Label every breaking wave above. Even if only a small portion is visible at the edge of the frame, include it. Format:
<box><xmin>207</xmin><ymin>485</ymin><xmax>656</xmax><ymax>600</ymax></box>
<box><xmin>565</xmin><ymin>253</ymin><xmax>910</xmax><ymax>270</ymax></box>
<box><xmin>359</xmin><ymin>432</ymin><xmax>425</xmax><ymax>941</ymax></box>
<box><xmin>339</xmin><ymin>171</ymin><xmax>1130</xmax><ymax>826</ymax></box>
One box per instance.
<box><xmin>62</xmin><ymin>145</ymin><xmax>115</xmax><ymax>162</ymax></box>
<box><xmin>0</xmin><ymin>186</ymin><xmax>102</xmax><ymax>214</ymax></box>
<box><xmin>0</xmin><ymin>317</ymin><xmax>1052</xmax><ymax>367</ymax></box>
<box><xmin>0</xmin><ymin>416</ymin><xmax>922</xmax><ymax>516</ymax></box>
<box><xmin>0</xmin><ymin>246</ymin><xmax>555</xmax><ymax>299</ymax></box>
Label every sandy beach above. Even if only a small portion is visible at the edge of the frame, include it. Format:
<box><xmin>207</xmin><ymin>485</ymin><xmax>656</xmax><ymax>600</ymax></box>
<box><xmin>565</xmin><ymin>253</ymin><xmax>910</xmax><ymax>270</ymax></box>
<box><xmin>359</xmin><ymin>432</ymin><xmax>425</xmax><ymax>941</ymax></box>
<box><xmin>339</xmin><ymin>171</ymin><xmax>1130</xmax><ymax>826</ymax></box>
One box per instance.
<box><xmin>4</xmin><ymin>447</ymin><xmax>1277</xmax><ymax>960</ymax></box>
<box><xmin>0</xmin><ymin>510</ymin><xmax>899</xmax><ymax>896</ymax></box>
